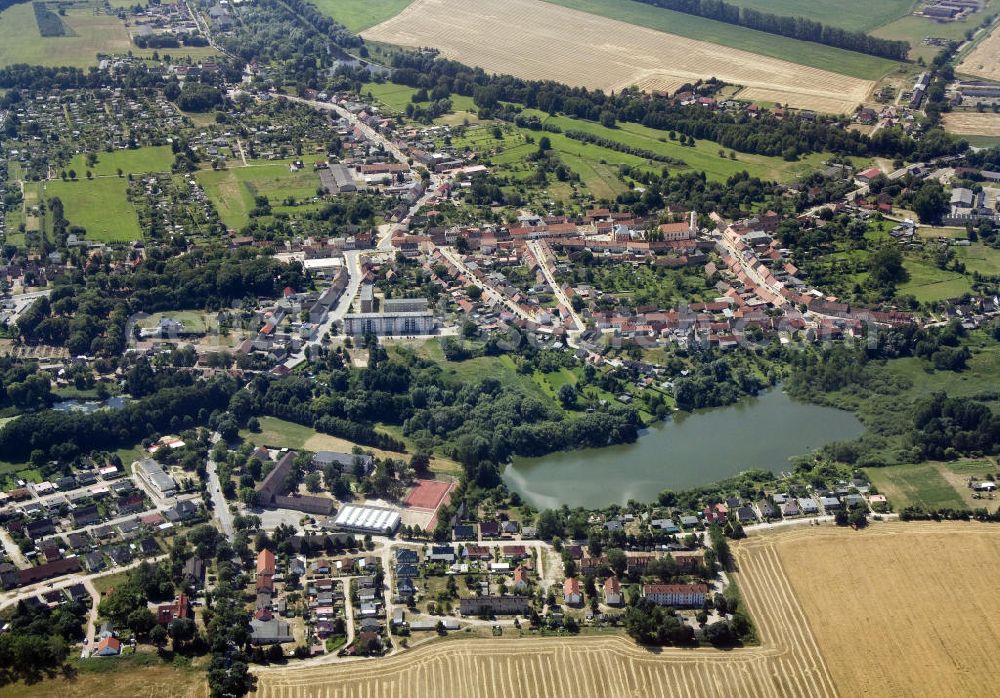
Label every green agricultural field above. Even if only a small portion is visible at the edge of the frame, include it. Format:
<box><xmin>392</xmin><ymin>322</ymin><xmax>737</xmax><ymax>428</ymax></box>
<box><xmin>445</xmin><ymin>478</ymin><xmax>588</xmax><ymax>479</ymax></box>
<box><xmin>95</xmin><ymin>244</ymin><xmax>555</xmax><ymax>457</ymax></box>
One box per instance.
<box><xmin>0</xmin><ymin>3</ymin><xmax>131</xmax><ymax>68</ymax></box>
<box><xmin>865</xmin><ymin>462</ymin><xmax>968</xmax><ymax>510</ymax></box>
<box><xmin>67</xmin><ymin>146</ymin><xmax>175</xmax><ymax>178</ymax></box>
<box><xmin>897</xmin><ymin>256</ymin><xmax>973</xmax><ymax>302</ymax></box>
<box><xmin>543</xmin><ymin>0</ymin><xmax>899</xmax><ymax>80</ymax></box>
<box><xmin>196</xmin><ymin>157</ymin><xmax>323</xmax><ymax>229</ymax></box>
<box><xmin>30</xmin><ymin>177</ymin><xmax>141</xmax><ymax>242</ymax></box>
<box><xmin>722</xmin><ymin>0</ymin><xmax>913</xmax><ymax>33</ymax></box>
<box><xmin>311</xmin><ymin>0</ymin><xmax>413</xmax><ymax>32</ymax></box>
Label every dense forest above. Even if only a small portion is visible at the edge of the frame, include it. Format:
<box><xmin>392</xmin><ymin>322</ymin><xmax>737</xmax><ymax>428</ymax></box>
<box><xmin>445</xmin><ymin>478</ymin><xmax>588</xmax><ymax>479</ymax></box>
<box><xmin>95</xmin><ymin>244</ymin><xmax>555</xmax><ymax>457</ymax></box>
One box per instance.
<box><xmin>632</xmin><ymin>0</ymin><xmax>909</xmax><ymax>60</ymax></box>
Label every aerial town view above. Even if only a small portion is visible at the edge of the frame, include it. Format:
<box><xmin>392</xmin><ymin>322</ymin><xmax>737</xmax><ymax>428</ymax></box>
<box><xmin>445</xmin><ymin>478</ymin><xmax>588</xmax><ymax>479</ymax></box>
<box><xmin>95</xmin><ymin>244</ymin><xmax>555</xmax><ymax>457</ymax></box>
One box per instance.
<box><xmin>0</xmin><ymin>0</ymin><xmax>999</xmax><ymax>695</ymax></box>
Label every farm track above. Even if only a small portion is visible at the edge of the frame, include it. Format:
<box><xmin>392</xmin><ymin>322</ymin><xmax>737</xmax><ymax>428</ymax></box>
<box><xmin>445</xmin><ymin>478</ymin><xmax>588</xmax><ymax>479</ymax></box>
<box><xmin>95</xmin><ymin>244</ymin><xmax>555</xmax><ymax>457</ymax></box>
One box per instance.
<box><xmin>362</xmin><ymin>0</ymin><xmax>873</xmax><ymax>114</ymax></box>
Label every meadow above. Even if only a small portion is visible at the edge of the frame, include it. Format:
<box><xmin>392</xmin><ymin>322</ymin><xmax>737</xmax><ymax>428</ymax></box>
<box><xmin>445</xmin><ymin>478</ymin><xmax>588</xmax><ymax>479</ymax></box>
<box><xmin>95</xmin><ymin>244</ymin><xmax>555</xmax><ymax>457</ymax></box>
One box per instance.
<box><xmin>541</xmin><ymin>0</ymin><xmax>899</xmax><ymax>81</ymax></box>
<box><xmin>240</xmin><ymin>414</ymin><xmax>462</xmax><ymax>474</ymax></box>
<box><xmin>196</xmin><ymin>157</ymin><xmax>324</xmax><ymax>229</ymax></box>
<box><xmin>29</xmin><ymin>177</ymin><xmax>141</xmax><ymax>242</ymax></box>
<box><xmin>897</xmin><ymin>255</ymin><xmax>973</xmax><ymax>302</ymax></box>
<box><xmin>310</xmin><ymin>0</ymin><xmax>413</xmax><ymax>32</ymax></box>
<box><xmin>67</xmin><ymin>146</ymin><xmax>175</xmax><ymax>177</ymax></box>
<box><xmin>0</xmin><ymin>3</ymin><xmax>131</xmax><ymax>68</ymax></box>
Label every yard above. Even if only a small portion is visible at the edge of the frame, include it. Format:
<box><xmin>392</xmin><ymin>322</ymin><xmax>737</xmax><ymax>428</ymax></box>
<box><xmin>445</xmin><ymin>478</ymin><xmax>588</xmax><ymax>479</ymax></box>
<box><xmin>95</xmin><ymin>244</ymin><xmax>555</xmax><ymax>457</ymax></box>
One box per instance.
<box><xmin>867</xmin><ymin>460</ymin><xmax>998</xmax><ymax>511</ymax></box>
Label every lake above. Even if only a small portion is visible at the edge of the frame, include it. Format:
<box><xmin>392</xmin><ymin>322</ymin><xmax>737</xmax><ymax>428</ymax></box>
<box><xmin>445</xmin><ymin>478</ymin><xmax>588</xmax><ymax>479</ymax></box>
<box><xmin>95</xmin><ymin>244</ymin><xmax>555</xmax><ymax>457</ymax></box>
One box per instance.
<box><xmin>502</xmin><ymin>390</ymin><xmax>864</xmax><ymax>509</ymax></box>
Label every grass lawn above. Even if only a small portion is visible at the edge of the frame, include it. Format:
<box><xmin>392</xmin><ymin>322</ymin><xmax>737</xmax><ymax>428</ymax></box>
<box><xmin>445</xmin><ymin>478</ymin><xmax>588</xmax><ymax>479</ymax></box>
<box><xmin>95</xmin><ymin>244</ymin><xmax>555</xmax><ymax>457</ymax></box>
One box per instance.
<box><xmin>311</xmin><ymin>0</ymin><xmax>413</xmax><ymax>31</ymax></box>
<box><xmin>722</xmin><ymin>0</ymin><xmax>912</xmax><ymax>33</ymax></box>
<box><xmin>30</xmin><ymin>177</ymin><xmax>141</xmax><ymax>242</ymax></box>
<box><xmin>241</xmin><ymin>416</ymin><xmax>462</xmax><ymax>474</ymax></box>
<box><xmin>543</xmin><ymin>0</ymin><xmax>900</xmax><ymax>80</ymax></box>
<box><xmin>361</xmin><ymin>82</ymin><xmax>478</xmax><ymax>115</ymax></box>
<box><xmin>67</xmin><ymin>146</ymin><xmax>175</xmax><ymax>177</ymax></box>
<box><xmin>0</xmin><ymin>4</ymin><xmax>132</xmax><ymax>69</ymax></box>
<box><xmin>138</xmin><ymin>310</ymin><xmax>213</xmax><ymax>333</ymax></box>
<box><xmin>865</xmin><ymin>462</ymin><xmax>974</xmax><ymax>510</ymax></box>
<box><xmin>897</xmin><ymin>256</ymin><xmax>973</xmax><ymax>302</ymax></box>
<box><xmin>196</xmin><ymin>157</ymin><xmax>323</xmax><ymax>229</ymax></box>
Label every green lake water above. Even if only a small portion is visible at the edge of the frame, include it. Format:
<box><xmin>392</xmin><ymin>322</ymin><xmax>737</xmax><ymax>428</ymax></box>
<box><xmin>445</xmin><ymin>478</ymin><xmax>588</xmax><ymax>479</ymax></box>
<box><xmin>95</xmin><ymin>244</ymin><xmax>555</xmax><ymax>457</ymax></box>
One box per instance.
<box><xmin>503</xmin><ymin>390</ymin><xmax>864</xmax><ymax>509</ymax></box>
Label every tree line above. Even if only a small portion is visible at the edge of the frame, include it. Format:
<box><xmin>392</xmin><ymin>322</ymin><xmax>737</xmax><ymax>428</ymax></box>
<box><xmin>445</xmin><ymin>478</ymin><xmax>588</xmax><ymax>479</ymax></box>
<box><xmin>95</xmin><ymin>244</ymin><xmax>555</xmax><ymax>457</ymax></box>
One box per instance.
<box><xmin>380</xmin><ymin>52</ymin><xmax>965</xmax><ymax>161</ymax></box>
<box><xmin>632</xmin><ymin>0</ymin><xmax>909</xmax><ymax>60</ymax></box>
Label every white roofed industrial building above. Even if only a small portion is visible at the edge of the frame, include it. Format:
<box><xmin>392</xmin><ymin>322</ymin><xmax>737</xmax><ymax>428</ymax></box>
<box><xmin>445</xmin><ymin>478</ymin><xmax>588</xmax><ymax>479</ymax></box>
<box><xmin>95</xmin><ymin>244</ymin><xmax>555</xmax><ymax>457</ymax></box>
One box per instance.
<box><xmin>334</xmin><ymin>504</ymin><xmax>401</xmax><ymax>535</ymax></box>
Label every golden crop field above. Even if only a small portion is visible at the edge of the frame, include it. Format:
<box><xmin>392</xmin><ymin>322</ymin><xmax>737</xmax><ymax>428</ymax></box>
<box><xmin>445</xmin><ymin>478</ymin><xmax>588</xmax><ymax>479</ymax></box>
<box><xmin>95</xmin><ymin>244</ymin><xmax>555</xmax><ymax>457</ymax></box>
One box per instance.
<box><xmin>942</xmin><ymin>112</ymin><xmax>1000</xmax><ymax>137</ymax></box>
<box><xmin>958</xmin><ymin>24</ymin><xmax>1000</xmax><ymax>82</ymax></box>
<box><xmin>253</xmin><ymin>522</ymin><xmax>1000</xmax><ymax>697</ymax></box>
<box><xmin>362</xmin><ymin>0</ymin><xmax>873</xmax><ymax>114</ymax></box>
<box><xmin>775</xmin><ymin>522</ymin><xmax>1000</xmax><ymax>697</ymax></box>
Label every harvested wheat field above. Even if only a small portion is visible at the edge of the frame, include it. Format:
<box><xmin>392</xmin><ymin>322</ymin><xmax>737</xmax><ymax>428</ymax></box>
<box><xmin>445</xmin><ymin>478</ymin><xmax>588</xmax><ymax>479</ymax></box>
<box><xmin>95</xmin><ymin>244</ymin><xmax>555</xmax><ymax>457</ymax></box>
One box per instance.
<box><xmin>943</xmin><ymin>112</ymin><xmax>1000</xmax><ymax>137</ymax></box>
<box><xmin>958</xmin><ymin>24</ymin><xmax>1000</xmax><ymax>82</ymax></box>
<box><xmin>770</xmin><ymin>522</ymin><xmax>1000</xmax><ymax>697</ymax></box>
<box><xmin>253</xmin><ymin>522</ymin><xmax>1000</xmax><ymax>697</ymax></box>
<box><xmin>362</xmin><ymin>0</ymin><xmax>873</xmax><ymax>113</ymax></box>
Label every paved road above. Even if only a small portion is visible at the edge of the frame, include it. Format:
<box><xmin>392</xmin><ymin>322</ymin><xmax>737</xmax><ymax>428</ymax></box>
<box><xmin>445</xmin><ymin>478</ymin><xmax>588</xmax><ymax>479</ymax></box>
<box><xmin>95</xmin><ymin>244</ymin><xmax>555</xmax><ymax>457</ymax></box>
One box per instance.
<box><xmin>527</xmin><ymin>240</ymin><xmax>584</xmax><ymax>338</ymax></box>
<box><xmin>205</xmin><ymin>431</ymin><xmax>235</xmax><ymax>541</ymax></box>
<box><xmin>439</xmin><ymin>247</ymin><xmax>534</xmax><ymax>322</ymax></box>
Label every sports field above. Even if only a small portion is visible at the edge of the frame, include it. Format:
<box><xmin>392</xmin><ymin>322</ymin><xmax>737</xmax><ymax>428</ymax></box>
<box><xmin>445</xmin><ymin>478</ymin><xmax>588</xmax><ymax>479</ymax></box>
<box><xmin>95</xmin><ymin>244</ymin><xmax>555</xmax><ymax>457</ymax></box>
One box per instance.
<box><xmin>0</xmin><ymin>3</ymin><xmax>131</xmax><ymax>68</ymax></box>
<box><xmin>363</xmin><ymin>0</ymin><xmax>876</xmax><ymax>114</ymax></box>
<box><xmin>251</xmin><ymin>523</ymin><xmax>999</xmax><ymax>697</ymax></box>
<box><xmin>403</xmin><ymin>478</ymin><xmax>453</xmax><ymax>510</ymax></box>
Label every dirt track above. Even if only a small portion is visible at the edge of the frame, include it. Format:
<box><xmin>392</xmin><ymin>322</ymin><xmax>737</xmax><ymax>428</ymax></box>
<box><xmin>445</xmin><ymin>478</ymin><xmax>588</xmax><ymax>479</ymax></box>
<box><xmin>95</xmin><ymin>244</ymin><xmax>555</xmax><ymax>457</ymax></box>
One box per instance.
<box><xmin>362</xmin><ymin>0</ymin><xmax>873</xmax><ymax>113</ymax></box>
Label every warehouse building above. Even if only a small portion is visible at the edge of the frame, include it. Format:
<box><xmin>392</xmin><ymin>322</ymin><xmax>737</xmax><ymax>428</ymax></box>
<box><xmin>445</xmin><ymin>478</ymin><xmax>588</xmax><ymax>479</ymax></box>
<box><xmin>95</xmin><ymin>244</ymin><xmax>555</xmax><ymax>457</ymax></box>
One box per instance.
<box><xmin>333</xmin><ymin>504</ymin><xmax>401</xmax><ymax>535</ymax></box>
<box><xmin>133</xmin><ymin>458</ymin><xmax>177</xmax><ymax>498</ymax></box>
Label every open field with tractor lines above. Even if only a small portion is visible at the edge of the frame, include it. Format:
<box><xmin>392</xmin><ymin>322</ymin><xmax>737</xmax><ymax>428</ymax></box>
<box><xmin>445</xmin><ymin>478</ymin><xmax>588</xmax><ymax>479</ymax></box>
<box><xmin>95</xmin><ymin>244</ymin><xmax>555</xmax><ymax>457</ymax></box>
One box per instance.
<box><xmin>943</xmin><ymin>112</ymin><xmax>1000</xmax><ymax>137</ymax></box>
<box><xmin>251</xmin><ymin>522</ymin><xmax>999</xmax><ymax>697</ymax></box>
<box><xmin>958</xmin><ymin>21</ymin><xmax>1000</xmax><ymax>81</ymax></box>
<box><xmin>362</xmin><ymin>0</ymin><xmax>875</xmax><ymax>114</ymax></box>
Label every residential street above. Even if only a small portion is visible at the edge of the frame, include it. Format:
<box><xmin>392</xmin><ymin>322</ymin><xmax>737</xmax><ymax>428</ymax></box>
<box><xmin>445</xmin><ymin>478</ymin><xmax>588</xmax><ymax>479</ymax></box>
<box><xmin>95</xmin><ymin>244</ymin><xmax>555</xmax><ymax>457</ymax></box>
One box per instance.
<box><xmin>206</xmin><ymin>431</ymin><xmax>235</xmax><ymax>541</ymax></box>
